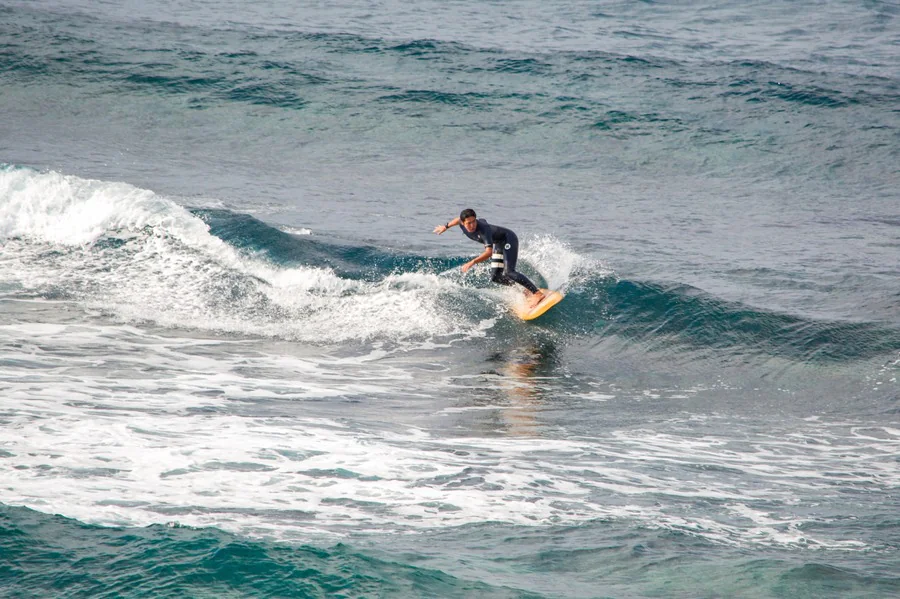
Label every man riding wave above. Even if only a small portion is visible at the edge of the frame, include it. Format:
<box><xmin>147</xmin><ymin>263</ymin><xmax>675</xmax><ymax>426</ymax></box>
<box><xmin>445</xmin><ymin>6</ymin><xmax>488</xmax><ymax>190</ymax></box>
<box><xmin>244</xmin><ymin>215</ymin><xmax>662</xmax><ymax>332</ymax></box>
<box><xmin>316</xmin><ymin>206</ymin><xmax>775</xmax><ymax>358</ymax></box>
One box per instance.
<box><xmin>434</xmin><ymin>208</ymin><xmax>545</xmax><ymax>308</ymax></box>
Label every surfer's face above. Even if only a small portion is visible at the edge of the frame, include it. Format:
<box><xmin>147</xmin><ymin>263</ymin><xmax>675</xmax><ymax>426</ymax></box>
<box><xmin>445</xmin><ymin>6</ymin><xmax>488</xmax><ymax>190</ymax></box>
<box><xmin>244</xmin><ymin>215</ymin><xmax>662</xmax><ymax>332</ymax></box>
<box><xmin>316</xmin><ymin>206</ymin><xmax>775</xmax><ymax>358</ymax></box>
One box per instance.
<box><xmin>462</xmin><ymin>216</ymin><xmax>477</xmax><ymax>233</ymax></box>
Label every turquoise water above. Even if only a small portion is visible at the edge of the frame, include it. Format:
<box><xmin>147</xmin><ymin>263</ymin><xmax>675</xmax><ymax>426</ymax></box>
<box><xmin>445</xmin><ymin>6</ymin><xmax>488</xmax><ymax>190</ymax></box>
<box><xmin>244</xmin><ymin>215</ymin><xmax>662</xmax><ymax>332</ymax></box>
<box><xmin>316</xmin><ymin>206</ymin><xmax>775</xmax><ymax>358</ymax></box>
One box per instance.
<box><xmin>1</xmin><ymin>1</ymin><xmax>899</xmax><ymax>597</ymax></box>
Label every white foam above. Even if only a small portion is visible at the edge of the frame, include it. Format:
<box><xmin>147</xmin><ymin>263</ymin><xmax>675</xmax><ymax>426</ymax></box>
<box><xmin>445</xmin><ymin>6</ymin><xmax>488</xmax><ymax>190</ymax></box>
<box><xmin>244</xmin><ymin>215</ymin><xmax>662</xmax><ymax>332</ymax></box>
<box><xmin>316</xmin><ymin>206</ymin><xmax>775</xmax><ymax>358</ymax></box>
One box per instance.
<box><xmin>0</xmin><ymin>168</ymin><xmax>174</xmax><ymax>245</ymax></box>
<box><xmin>521</xmin><ymin>234</ymin><xmax>613</xmax><ymax>292</ymax></box>
<box><xmin>3</xmin><ymin>322</ymin><xmax>895</xmax><ymax>551</ymax></box>
<box><xmin>0</xmin><ymin>168</ymin><xmax>481</xmax><ymax>343</ymax></box>
<box><xmin>579</xmin><ymin>392</ymin><xmax>616</xmax><ymax>402</ymax></box>
<box><xmin>0</xmin><ymin>319</ymin><xmax>608</xmax><ymax>534</ymax></box>
<box><xmin>4</xmin><ymin>393</ymin><xmax>891</xmax><ymax>550</ymax></box>
<box><xmin>280</xmin><ymin>226</ymin><xmax>312</xmax><ymax>236</ymax></box>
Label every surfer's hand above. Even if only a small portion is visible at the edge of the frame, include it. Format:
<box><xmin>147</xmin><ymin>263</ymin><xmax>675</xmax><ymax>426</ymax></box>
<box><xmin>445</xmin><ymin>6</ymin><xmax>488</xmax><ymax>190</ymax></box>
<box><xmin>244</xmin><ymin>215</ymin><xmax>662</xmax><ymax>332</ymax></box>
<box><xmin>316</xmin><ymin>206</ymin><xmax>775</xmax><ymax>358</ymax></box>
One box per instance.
<box><xmin>461</xmin><ymin>261</ymin><xmax>473</xmax><ymax>273</ymax></box>
<box><xmin>433</xmin><ymin>225</ymin><xmax>447</xmax><ymax>234</ymax></box>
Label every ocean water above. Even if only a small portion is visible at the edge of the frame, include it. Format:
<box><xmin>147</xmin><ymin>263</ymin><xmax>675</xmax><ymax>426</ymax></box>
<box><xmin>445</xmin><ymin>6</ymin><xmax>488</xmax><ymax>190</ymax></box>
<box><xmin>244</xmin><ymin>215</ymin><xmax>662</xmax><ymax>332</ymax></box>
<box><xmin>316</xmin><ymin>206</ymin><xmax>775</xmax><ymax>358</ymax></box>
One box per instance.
<box><xmin>1</xmin><ymin>0</ymin><xmax>899</xmax><ymax>597</ymax></box>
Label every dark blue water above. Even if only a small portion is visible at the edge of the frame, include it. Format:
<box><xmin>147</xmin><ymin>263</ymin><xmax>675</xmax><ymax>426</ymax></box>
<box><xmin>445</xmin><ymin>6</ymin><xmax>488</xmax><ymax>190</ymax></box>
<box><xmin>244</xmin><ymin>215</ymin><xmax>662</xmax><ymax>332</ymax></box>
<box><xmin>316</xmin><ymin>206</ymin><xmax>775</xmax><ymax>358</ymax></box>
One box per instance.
<box><xmin>1</xmin><ymin>1</ymin><xmax>899</xmax><ymax>597</ymax></box>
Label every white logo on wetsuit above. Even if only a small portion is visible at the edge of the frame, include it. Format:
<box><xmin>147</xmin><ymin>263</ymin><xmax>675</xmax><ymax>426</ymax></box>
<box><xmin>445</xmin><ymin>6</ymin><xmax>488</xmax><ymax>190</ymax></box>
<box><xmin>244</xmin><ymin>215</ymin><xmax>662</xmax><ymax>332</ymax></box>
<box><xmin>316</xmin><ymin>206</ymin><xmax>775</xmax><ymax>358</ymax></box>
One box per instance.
<box><xmin>504</xmin><ymin>243</ymin><xmax>511</xmax><ymax>250</ymax></box>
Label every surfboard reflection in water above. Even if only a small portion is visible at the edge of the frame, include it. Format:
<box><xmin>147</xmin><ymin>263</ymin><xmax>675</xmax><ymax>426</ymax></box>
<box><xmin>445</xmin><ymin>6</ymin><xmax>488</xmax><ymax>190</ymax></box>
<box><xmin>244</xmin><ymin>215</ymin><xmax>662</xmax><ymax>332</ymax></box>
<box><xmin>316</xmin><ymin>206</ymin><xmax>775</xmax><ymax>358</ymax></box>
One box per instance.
<box><xmin>489</xmin><ymin>341</ymin><xmax>562</xmax><ymax>437</ymax></box>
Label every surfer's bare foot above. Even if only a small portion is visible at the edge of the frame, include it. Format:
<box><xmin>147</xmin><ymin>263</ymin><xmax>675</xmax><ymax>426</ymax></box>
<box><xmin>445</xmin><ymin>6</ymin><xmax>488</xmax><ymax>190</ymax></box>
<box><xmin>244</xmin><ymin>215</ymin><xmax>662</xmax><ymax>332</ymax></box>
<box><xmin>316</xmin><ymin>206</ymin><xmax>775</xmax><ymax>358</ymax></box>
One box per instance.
<box><xmin>528</xmin><ymin>291</ymin><xmax>545</xmax><ymax>309</ymax></box>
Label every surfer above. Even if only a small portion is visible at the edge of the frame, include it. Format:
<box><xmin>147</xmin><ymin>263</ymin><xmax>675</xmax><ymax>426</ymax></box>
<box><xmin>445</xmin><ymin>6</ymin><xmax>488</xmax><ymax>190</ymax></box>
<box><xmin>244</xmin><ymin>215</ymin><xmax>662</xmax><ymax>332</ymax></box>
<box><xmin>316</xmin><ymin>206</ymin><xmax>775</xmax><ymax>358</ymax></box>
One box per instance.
<box><xmin>434</xmin><ymin>208</ymin><xmax>545</xmax><ymax>308</ymax></box>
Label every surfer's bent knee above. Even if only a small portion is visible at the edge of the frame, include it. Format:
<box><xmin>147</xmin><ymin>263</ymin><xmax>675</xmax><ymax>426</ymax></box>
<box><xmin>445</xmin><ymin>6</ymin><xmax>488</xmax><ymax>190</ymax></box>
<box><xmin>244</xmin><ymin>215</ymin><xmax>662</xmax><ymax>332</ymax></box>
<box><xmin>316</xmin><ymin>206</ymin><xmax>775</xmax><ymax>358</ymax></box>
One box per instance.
<box><xmin>491</xmin><ymin>268</ymin><xmax>512</xmax><ymax>285</ymax></box>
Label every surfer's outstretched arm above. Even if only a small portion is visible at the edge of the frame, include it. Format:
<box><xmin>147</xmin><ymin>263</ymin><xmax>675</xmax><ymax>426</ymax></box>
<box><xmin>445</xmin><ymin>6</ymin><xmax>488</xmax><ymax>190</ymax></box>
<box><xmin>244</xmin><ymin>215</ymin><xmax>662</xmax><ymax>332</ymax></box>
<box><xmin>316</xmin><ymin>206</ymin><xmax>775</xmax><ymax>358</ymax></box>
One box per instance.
<box><xmin>433</xmin><ymin>217</ymin><xmax>460</xmax><ymax>235</ymax></box>
<box><xmin>462</xmin><ymin>246</ymin><xmax>492</xmax><ymax>273</ymax></box>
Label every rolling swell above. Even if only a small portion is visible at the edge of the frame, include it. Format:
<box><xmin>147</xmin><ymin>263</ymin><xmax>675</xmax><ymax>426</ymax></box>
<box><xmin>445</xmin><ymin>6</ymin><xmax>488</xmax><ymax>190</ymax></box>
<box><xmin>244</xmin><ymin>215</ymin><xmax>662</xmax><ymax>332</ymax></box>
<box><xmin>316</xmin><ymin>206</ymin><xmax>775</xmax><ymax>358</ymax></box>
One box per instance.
<box><xmin>4</xmin><ymin>4</ymin><xmax>897</xmax><ymax>184</ymax></box>
<box><xmin>1</xmin><ymin>504</ymin><xmax>538</xmax><ymax>599</ymax></box>
<box><xmin>5</xmin><ymin>6</ymin><xmax>896</xmax><ymax>117</ymax></box>
<box><xmin>570</xmin><ymin>279</ymin><xmax>900</xmax><ymax>363</ymax></box>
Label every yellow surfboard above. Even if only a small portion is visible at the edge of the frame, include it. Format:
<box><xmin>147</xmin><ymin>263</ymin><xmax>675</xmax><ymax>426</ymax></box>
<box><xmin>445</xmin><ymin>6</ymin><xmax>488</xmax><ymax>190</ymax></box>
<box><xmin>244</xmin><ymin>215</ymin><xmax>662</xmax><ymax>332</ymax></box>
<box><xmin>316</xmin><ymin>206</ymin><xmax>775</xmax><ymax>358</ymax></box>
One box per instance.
<box><xmin>513</xmin><ymin>288</ymin><xmax>564</xmax><ymax>321</ymax></box>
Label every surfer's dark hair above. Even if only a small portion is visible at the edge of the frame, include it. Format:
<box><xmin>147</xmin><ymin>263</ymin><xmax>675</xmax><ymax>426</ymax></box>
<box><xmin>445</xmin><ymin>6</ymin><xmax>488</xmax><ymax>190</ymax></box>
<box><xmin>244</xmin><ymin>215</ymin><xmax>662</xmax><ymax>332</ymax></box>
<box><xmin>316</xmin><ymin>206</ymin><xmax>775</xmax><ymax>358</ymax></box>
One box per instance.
<box><xmin>459</xmin><ymin>208</ymin><xmax>476</xmax><ymax>221</ymax></box>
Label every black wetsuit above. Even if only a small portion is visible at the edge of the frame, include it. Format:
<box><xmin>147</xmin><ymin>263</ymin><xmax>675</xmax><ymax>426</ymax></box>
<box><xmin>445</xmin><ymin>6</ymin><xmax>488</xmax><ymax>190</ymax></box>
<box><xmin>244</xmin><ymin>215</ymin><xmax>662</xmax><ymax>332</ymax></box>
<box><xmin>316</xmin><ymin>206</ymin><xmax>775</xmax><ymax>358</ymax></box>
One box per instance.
<box><xmin>460</xmin><ymin>219</ymin><xmax>538</xmax><ymax>294</ymax></box>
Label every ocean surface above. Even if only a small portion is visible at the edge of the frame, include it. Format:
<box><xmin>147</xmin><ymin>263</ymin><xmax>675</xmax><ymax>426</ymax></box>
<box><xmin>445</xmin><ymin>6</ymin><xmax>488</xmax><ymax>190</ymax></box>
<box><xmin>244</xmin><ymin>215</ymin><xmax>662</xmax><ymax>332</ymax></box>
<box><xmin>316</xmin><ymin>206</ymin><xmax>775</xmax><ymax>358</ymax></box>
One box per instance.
<box><xmin>1</xmin><ymin>0</ymin><xmax>899</xmax><ymax>597</ymax></box>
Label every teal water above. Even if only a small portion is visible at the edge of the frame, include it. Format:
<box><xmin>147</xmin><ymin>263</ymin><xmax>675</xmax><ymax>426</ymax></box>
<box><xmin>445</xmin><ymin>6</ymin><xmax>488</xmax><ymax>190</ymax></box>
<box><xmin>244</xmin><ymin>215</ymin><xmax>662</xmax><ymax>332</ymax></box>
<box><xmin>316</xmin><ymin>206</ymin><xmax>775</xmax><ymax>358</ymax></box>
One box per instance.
<box><xmin>1</xmin><ymin>1</ymin><xmax>899</xmax><ymax>597</ymax></box>
<box><xmin>3</xmin><ymin>503</ymin><xmax>898</xmax><ymax>598</ymax></box>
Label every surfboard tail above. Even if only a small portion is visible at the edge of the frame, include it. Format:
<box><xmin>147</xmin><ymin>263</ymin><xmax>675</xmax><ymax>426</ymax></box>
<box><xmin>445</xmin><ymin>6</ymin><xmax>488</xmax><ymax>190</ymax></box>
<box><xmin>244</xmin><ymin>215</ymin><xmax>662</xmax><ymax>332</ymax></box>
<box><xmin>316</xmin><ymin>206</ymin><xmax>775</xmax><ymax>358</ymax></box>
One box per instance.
<box><xmin>514</xmin><ymin>288</ymin><xmax>564</xmax><ymax>321</ymax></box>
